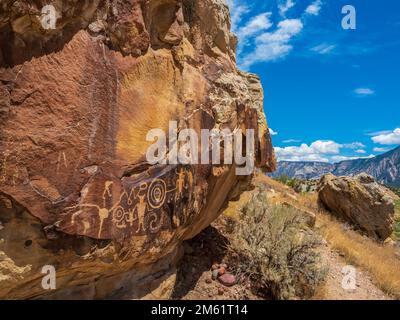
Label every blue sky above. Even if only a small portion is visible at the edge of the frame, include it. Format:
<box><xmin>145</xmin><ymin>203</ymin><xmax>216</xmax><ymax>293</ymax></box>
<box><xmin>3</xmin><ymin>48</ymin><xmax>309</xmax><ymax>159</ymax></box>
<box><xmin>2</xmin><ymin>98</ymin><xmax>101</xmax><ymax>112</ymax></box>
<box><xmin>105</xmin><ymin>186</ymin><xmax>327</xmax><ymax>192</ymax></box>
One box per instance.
<box><xmin>227</xmin><ymin>0</ymin><xmax>400</xmax><ymax>162</ymax></box>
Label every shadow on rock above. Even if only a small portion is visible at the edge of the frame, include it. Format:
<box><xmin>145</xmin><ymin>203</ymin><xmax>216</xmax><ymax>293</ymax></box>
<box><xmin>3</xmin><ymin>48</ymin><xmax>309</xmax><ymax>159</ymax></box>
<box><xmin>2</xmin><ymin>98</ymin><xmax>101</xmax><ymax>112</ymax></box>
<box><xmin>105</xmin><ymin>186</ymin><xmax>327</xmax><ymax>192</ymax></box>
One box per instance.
<box><xmin>171</xmin><ymin>226</ymin><xmax>229</xmax><ymax>299</ymax></box>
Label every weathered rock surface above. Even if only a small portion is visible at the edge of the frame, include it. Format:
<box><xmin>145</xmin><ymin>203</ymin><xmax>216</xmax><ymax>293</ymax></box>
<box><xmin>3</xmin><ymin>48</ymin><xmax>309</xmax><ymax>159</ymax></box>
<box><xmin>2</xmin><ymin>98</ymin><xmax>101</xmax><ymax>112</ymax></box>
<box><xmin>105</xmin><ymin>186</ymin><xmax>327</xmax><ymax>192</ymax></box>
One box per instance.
<box><xmin>0</xmin><ymin>0</ymin><xmax>275</xmax><ymax>299</ymax></box>
<box><xmin>318</xmin><ymin>173</ymin><xmax>395</xmax><ymax>240</ymax></box>
<box><xmin>292</xmin><ymin>179</ymin><xmax>318</xmax><ymax>194</ymax></box>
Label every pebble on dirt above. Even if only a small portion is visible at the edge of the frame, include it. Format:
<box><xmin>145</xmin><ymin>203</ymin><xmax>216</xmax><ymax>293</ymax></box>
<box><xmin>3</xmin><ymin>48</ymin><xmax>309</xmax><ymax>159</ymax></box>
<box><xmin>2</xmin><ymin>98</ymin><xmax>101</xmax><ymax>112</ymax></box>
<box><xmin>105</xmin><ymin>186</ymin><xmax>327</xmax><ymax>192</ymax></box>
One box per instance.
<box><xmin>218</xmin><ymin>267</ymin><xmax>226</xmax><ymax>276</ymax></box>
<box><xmin>211</xmin><ymin>264</ymin><xmax>219</xmax><ymax>270</ymax></box>
<box><xmin>212</xmin><ymin>269</ymin><xmax>219</xmax><ymax>280</ymax></box>
<box><xmin>218</xmin><ymin>273</ymin><xmax>236</xmax><ymax>287</ymax></box>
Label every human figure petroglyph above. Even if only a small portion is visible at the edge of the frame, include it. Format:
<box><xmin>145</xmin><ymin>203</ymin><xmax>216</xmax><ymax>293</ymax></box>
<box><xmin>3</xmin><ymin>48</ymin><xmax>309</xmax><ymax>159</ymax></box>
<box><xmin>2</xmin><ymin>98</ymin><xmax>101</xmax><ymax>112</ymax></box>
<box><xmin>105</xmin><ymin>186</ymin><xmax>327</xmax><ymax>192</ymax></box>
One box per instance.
<box><xmin>133</xmin><ymin>184</ymin><xmax>148</xmax><ymax>233</ymax></box>
<box><xmin>71</xmin><ymin>204</ymin><xmax>111</xmax><ymax>238</ymax></box>
<box><xmin>175</xmin><ymin>168</ymin><xmax>186</xmax><ymax>201</ymax></box>
<box><xmin>103</xmin><ymin>181</ymin><xmax>113</xmax><ymax>207</ymax></box>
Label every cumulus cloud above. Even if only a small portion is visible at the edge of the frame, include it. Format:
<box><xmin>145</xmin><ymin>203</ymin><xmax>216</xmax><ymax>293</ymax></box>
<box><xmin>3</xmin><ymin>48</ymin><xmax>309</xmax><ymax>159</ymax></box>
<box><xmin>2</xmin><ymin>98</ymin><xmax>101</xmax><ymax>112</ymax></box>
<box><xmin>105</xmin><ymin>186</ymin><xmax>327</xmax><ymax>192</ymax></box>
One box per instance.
<box><xmin>227</xmin><ymin>0</ymin><xmax>323</xmax><ymax>69</ymax></box>
<box><xmin>310</xmin><ymin>140</ymin><xmax>341</xmax><ymax>154</ymax></box>
<box><xmin>236</xmin><ymin>12</ymin><xmax>273</xmax><ymax>40</ymax></box>
<box><xmin>354</xmin><ymin>88</ymin><xmax>375</xmax><ymax>97</ymax></box>
<box><xmin>274</xmin><ymin>140</ymin><xmax>340</xmax><ymax>162</ymax></box>
<box><xmin>274</xmin><ymin>140</ymin><xmax>372</xmax><ymax>162</ymax></box>
<box><xmin>240</xmin><ymin>19</ymin><xmax>303</xmax><ymax>68</ymax></box>
<box><xmin>372</xmin><ymin>128</ymin><xmax>400</xmax><ymax>145</ymax></box>
<box><xmin>274</xmin><ymin>144</ymin><xmax>329</xmax><ymax>162</ymax></box>
<box><xmin>305</xmin><ymin>0</ymin><xmax>322</xmax><ymax>16</ymax></box>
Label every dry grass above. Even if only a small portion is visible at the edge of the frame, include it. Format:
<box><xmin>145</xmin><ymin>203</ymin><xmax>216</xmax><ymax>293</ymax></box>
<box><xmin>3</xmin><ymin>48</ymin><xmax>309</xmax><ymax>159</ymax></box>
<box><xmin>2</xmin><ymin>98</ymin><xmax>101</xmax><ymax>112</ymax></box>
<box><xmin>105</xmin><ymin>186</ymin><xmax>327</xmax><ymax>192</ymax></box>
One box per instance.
<box><xmin>317</xmin><ymin>212</ymin><xmax>400</xmax><ymax>298</ymax></box>
<box><xmin>296</xmin><ymin>191</ymin><xmax>400</xmax><ymax>299</ymax></box>
<box><xmin>264</xmin><ymin>176</ymin><xmax>400</xmax><ymax>299</ymax></box>
<box><xmin>225</xmin><ymin>174</ymin><xmax>400</xmax><ymax>299</ymax></box>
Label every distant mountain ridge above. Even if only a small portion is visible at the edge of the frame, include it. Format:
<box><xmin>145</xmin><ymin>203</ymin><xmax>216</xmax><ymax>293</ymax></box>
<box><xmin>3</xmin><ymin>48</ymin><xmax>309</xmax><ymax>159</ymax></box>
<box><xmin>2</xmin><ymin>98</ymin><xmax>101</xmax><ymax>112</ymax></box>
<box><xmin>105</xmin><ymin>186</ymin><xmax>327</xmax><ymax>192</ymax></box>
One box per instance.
<box><xmin>271</xmin><ymin>146</ymin><xmax>400</xmax><ymax>186</ymax></box>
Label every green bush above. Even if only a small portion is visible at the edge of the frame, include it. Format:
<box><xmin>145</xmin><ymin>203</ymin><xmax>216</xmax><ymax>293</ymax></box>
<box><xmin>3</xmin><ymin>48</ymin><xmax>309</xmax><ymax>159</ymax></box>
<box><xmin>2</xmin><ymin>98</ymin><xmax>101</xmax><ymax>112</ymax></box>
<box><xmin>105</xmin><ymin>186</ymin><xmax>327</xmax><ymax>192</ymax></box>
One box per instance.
<box><xmin>274</xmin><ymin>174</ymin><xmax>298</xmax><ymax>188</ymax></box>
<box><xmin>394</xmin><ymin>200</ymin><xmax>400</xmax><ymax>240</ymax></box>
<box><xmin>395</xmin><ymin>200</ymin><xmax>400</xmax><ymax>212</ymax></box>
<box><xmin>388</xmin><ymin>186</ymin><xmax>400</xmax><ymax>197</ymax></box>
<box><xmin>228</xmin><ymin>189</ymin><xmax>326</xmax><ymax>300</ymax></box>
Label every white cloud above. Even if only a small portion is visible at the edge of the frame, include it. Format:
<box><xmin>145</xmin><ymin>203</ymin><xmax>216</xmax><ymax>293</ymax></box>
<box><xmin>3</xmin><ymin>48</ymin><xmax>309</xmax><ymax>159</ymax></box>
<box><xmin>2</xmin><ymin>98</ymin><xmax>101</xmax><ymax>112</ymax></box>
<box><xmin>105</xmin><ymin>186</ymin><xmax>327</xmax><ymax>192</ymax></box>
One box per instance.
<box><xmin>229</xmin><ymin>4</ymin><xmax>250</xmax><ymax>32</ymax></box>
<box><xmin>354</xmin><ymin>88</ymin><xmax>375</xmax><ymax>97</ymax></box>
<box><xmin>229</xmin><ymin>0</ymin><xmax>323</xmax><ymax>68</ymax></box>
<box><xmin>373</xmin><ymin>147</ymin><xmax>389</xmax><ymax>153</ymax></box>
<box><xmin>278</xmin><ymin>0</ymin><xmax>295</xmax><ymax>17</ymax></box>
<box><xmin>343</xmin><ymin>142</ymin><xmax>366</xmax><ymax>149</ymax></box>
<box><xmin>311</xmin><ymin>43</ymin><xmax>336</xmax><ymax>55</ymax></box>
<box><xmin>274</xmin><ymin>140</ymin><xmax>373</xmax><ymax>162</ymax></box>
<box><xmin>237</xmin><ymin>12</ymin><xmax>273</xmax><ymax>40</ymax></box>
<box><xmin>355</xmin><ymin>149</ymin><xmax>366</xmax><ymax>154</ymax></box>
<box><xmin>274</xmin><ymin>140</ymin><xmax>340</xmax><ymax>162</ymax></box>
<box><xmin>240</xmin><ymin>19</ymin><xmax>303</xmax><ymax>68</ymax></box>
<box><xmin>283</xmin><ymin>139</ymin><xmax>301</xmax><ymax>143</ymax></box>
<box><xmin>269</xmin><ymin>128</ymin><xmax>278</xmax><ymax>136</ymax></box>
<box><xmin>310</xmin><ymin>140</ymin><xmax>341</xmax><ymax>154</ymax></box>
<box><xmin>372</xmin><ymin>128</ymin><xmax>400</xmax><ymax>145</ymax></box>
<box><xmin>366</xmin><ymin>130</ymin><xmax>392</xmax><ymax>137</ymax></box>
<box><xmin>274</xmin><ymin>145</ymin><xmax>330</xmax><ymax>162</ymax></box>
<box><xmin>305</xmin><ymin>0</ymin><xmax>322</xmax><ymax>16</ymax></box>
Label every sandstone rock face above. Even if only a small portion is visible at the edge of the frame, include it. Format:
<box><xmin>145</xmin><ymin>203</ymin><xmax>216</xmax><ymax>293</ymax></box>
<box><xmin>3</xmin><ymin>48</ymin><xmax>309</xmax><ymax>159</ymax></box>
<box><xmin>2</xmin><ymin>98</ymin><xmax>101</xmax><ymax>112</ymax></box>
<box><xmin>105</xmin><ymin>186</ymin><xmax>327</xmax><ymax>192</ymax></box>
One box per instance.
<box><xmin>318</xmin><ymin>173</ymin><xmax>395</xmax><ymax>240</ymax></box>
<box><xmin>0</xmin><ymin>0</ymin><xmax>275</xmax><ymax>299</ymax></box>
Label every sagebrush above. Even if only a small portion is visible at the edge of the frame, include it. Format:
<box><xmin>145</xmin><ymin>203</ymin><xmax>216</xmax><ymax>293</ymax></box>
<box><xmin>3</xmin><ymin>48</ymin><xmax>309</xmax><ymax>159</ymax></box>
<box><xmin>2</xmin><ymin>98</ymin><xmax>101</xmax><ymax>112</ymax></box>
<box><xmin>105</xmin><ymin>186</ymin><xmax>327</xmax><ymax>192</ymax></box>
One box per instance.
<box><xmin>227</xmin><ymin>188</ymin><xmax>326</xmax><ymax>300</ymax></box>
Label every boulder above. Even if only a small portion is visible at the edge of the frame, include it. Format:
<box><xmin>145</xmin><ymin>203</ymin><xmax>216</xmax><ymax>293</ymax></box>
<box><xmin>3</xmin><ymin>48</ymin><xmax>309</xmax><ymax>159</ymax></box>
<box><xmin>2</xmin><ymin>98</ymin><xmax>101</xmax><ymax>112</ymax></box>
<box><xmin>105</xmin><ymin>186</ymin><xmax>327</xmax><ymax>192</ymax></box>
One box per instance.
<box><xmin>0</xmin><ymin>0</ymin><xmax>275</xmax><ymax>299</ymax></box>
<box><xmin>318</xmin><ymin>173</ymin><xmax>395</xmax><ymax>240</ymax></box>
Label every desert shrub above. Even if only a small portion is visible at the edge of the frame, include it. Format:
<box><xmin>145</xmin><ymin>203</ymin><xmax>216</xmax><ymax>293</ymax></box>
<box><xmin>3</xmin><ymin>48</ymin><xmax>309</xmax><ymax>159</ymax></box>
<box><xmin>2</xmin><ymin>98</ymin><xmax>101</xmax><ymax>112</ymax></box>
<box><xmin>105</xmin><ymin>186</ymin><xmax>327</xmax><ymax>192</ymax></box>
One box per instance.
<box><xmin>394</xmin><ymin>200</ymin><xmax>400</xmax><ymax>240</ymax></box>
<box><xmin>228</xmin><ymin>188</ymin><xmax>326</xmax><ymax>300</ymax></box>
<box><xmin>274</xmin><ymin>174</ymin><xmax>298</xmax><ymax>188</ymax></box>
<box><xmin>395</xmin><ymin>200</ymin><xmax>400</xmax><ymax>212</ymax></box>
<box><xmin>389</xmin><ymin>187</ymin><xmax>400</xmax><ymax>197</ymax></box>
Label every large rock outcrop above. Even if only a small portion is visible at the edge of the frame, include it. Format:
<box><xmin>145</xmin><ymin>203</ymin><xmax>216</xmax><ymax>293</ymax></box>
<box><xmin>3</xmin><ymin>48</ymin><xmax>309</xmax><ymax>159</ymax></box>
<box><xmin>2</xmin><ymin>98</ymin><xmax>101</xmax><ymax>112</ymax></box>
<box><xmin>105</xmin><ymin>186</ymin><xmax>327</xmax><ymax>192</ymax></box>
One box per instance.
<box><xmin>318</xmin><ymin>173</ymin><xmax>395</xmax><ymax>240</ymax></box>
<box><xmin>0</xmin><ymin>0</ymin><xmax>275</xmax><ymax>299</ymax></box>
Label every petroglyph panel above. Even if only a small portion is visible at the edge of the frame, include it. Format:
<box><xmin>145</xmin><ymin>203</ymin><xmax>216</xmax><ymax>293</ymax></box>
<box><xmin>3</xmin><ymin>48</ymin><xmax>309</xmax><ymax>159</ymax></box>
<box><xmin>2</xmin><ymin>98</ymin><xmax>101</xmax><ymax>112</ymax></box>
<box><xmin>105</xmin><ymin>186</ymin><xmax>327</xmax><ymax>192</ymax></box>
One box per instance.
<box><xmin>60</xmin><ymin>165</ymin><xmax>200</xmax><ymax>240</ymax></box>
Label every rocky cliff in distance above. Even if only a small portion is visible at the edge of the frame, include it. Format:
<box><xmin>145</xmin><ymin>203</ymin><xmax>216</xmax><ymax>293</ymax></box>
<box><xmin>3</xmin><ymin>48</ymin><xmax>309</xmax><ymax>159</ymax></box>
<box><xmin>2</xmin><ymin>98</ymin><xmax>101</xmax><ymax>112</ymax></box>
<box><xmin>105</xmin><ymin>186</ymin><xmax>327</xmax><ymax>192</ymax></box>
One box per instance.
<box><xmin>0</xmin><ymin>0</ymin><xmax>275</xmax><ymax>299</ymax></box>
<box><xmin>271</xmin><ymin>161</ymin><xmax>335</xmax><ymax>181</ymax></box>
<box><xmin>272</xmin><ymin>146</ymin><xmax>400</xmax><ymax>187</ymax></box>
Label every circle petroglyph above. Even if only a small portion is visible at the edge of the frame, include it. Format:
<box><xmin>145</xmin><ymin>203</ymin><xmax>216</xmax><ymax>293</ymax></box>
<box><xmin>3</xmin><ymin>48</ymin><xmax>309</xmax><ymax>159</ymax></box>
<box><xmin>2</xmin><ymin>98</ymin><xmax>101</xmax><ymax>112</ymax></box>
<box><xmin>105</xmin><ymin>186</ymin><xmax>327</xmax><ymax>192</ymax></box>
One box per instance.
<box><xmin>148</xmin><ymin>179</ymin><xmax>167</xmax><ymax>209</ymax></box>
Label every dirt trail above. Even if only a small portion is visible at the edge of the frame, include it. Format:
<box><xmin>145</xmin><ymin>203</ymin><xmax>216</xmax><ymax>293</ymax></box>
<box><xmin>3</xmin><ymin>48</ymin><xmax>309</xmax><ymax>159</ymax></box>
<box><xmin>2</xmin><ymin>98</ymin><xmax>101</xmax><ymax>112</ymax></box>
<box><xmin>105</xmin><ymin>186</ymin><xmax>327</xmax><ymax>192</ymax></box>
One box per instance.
<box><xmin>316</xmin><ymin>246</ymin><xmax>390</xmax><ymax>300</ymax></box>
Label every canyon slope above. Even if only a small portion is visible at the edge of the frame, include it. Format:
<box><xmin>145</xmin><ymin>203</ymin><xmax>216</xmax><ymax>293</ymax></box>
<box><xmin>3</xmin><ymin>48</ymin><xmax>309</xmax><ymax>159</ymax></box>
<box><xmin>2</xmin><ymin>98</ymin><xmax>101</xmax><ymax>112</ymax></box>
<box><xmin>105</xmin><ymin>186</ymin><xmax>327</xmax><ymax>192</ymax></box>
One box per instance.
<box><xmin>0</xmin><ymin>0</ymin><xmax>275</xmax><ymax>299</ymax></box>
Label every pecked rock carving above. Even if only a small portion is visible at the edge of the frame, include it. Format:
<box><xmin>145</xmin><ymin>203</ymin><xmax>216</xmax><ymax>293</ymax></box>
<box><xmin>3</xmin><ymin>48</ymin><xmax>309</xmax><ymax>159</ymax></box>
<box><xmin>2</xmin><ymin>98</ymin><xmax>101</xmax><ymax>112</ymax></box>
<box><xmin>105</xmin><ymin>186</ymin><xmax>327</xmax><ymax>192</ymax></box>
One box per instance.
<box><xmin>0</xmin><ymin>0</ymin><xmax>275</xmax><ymax>299</ymax></box>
